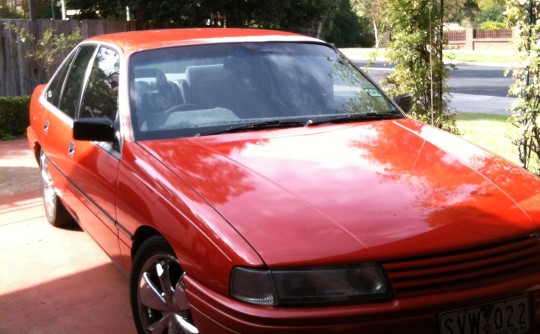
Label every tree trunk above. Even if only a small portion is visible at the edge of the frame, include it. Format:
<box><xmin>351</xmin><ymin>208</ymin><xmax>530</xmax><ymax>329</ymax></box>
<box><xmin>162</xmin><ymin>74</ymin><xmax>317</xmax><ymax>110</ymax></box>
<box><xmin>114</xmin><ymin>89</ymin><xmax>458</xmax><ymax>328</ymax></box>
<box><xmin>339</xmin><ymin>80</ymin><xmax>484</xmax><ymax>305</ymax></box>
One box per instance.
<box><xmin>372</xmin><ymin>17</ymin><xmax>379</xmax><ymax>48</ymax></box>
<box><xmin>27</xmin><ymin>0</ymin><xmax>37</xmax><ymax>20</ymax></box>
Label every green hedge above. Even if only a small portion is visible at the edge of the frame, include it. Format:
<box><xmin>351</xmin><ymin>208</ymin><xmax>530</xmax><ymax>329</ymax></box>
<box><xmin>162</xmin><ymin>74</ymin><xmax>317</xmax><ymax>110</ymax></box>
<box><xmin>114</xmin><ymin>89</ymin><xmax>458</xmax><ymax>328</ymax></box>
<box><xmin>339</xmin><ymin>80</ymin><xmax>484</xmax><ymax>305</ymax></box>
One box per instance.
<box><xmin>0</xmin><ymin>96</ymin><xmax>31</xmax><ymax>140</ymax></box>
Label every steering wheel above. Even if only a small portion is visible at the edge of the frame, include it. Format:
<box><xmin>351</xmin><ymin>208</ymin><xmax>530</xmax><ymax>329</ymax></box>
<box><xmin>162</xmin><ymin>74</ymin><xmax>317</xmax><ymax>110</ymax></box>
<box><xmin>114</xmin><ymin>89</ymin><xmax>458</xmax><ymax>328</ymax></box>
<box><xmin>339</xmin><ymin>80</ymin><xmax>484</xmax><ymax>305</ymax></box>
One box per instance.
<box><xmin>269</xmin><ymin>98</ymin><xmax>291</xmax><ymax>115</ymax></box>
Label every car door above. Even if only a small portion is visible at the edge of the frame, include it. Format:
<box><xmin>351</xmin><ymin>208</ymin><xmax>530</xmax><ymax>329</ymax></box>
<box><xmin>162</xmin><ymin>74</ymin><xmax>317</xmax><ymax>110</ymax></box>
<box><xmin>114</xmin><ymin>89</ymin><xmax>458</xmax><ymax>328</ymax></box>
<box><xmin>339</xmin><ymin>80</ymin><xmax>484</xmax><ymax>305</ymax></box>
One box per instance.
<box><xmin>42</xmin><ymin>44</ymin><xmax>123</xmax><ymax>266</ymax></box>
<box><xmin>41</xmin><ymin>44</ymin><xmax>97</xmax><ymax>220</ymax></box>
<box><xmin>70</xmin><ymin>45</ymin><xmax>124</xmax><ymax>266</ymax></box>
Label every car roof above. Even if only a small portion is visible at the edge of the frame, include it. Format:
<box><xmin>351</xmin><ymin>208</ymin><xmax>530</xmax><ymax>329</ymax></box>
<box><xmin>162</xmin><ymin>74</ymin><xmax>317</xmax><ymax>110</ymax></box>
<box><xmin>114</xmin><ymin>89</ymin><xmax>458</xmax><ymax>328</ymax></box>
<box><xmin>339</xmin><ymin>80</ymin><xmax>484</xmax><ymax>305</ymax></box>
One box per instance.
<box><xmin>85</xmin><ymin>28</ymin><xmax>324</xmax><ymax>55</ymax></box>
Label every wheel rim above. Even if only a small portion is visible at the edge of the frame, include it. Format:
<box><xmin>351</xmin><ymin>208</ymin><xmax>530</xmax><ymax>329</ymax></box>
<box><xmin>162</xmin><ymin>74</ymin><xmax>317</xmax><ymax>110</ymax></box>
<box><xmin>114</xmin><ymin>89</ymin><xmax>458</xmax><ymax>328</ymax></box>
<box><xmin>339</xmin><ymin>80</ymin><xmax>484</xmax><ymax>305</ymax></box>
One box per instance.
<box><xmin>137</xmin><ymin>254</ymin><xmax>198</xmax><ymax>334</ymax></box>
<box><xmin>40</xmin><ymin>153</ymin><xmax>56</xmax><ymax>220</ymax></box>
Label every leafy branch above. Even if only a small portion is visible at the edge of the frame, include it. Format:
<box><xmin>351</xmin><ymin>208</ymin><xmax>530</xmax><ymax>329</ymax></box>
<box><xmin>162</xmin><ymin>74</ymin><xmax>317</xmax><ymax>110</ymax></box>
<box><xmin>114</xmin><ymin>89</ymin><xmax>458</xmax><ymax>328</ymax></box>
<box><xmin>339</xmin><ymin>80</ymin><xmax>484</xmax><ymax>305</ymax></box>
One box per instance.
<box><xmin>4</xmin><ymin>24</ymin><xmax>82</xmax><ymax>78</ymax></box>
<box><xmin>505</xmin><ymin>0</ymin><xmax>540</xmax><ymax>175</ymax></box>
<box><xmin>381</xmin><ymin>0</ymin><xmax>458</xmax><ymax>134</ymax></box>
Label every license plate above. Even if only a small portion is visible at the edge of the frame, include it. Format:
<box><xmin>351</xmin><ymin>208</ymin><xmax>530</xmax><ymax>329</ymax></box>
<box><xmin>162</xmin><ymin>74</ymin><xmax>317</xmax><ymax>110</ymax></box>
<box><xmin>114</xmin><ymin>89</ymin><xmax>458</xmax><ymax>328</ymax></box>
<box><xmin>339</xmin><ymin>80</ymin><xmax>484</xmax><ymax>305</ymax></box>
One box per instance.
<box><xmin>439</xmin><ymin>296</ymin><xmax>530</xmax><ymax>334</ymax></box>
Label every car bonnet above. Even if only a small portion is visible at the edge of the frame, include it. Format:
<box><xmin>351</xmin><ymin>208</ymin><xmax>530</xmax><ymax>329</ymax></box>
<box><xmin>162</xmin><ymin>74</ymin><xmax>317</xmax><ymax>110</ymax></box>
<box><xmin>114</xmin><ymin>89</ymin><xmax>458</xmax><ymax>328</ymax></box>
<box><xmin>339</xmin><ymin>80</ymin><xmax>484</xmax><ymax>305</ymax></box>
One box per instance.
<box><xmin>139</xmin><ymin>118</ymin><xmax>540</xmax><ymax>267</ymax></box>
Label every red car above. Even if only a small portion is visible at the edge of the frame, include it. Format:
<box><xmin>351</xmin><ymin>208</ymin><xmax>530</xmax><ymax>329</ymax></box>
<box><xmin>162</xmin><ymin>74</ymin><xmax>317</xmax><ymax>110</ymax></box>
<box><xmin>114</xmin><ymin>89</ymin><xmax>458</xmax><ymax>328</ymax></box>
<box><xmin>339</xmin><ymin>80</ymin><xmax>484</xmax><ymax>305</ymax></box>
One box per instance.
<box><xmin>27</xmin><ymin>28</ymin><xmax>540</xmax><ymax>334</ymax></box>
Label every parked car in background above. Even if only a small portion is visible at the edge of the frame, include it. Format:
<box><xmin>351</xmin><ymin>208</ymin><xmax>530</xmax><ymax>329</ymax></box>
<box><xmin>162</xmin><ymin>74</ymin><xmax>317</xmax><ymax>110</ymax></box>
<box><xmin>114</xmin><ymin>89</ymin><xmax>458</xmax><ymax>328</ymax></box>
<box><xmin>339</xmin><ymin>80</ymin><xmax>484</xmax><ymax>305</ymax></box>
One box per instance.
<box><xmin>27</xmin><ymin>28</ymin><xmax>540</xmax><ymax>334</ymax></box>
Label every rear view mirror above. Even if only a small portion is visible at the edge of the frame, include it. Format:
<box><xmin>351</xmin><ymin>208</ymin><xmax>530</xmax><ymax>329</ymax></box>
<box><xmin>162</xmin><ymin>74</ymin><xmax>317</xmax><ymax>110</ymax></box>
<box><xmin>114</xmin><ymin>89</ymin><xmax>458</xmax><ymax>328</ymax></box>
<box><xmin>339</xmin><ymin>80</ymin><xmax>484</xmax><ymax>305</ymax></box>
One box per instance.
<box><xmin>393</xmin><ymin>94</ymin><xmax>413</xmax><ymax>113</ymax></box>
<box><xmin>73</xmin><ymin>118</ymin><xmax>116</xmax><ymax>142</ymax></box>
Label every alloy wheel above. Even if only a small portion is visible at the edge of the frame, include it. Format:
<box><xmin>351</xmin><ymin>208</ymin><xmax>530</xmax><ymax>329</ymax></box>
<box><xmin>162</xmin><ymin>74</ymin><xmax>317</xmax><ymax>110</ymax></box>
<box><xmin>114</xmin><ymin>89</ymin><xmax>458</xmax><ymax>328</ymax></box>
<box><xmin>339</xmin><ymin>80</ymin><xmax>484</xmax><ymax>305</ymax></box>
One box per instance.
<box><xmin>136</xmin><ymin>253</ymin><xmax>198</xmax><ymax>334</ymax></box>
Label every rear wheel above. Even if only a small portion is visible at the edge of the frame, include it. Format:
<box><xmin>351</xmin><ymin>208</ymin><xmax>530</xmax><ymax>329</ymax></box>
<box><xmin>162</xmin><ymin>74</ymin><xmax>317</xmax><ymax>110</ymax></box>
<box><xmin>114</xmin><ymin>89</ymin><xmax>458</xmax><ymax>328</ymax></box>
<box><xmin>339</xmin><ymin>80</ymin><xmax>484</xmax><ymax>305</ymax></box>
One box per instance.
<box><xmin>40</xmin><ymin>150</ymin><xmax>74</xmax><ymax>227</ymax></box>
<box><xmin>131</xmin><ymin>235</ymin><xmax>199</xmax><ymax>334</ymax></box>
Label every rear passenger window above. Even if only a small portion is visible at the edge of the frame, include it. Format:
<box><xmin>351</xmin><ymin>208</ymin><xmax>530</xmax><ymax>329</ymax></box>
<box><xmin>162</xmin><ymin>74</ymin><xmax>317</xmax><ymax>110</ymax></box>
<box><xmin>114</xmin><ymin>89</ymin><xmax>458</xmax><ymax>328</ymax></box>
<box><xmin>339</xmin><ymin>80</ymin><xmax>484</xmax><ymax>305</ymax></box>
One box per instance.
<box><xmin>46</xmin><ymin>52</ymin><xmax>75</xmax><ymax>108</ymax></box>
<box><xmin>57</xmin><ymin>45</ymin><xmax>96</xmax><ymax>118</ymax></box>
<box><xmin>79</xmin><ymin>46</ymin><xmax>120</xmax><ymax>121</ymax></box>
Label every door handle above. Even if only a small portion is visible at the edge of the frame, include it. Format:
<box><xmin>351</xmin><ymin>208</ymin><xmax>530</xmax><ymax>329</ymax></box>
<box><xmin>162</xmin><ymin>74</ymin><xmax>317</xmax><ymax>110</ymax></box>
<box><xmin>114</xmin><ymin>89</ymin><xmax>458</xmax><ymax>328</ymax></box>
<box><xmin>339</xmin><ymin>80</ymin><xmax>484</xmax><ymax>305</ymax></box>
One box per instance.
<box><xmin>44</xmin><ymin>120</ymin><xmax>49</xmax><ymax>134</ymax></box>
<box><xmin>68</xmin><ymin>141</ymin><xmax>75</xmax><ymax>158</ymax></box>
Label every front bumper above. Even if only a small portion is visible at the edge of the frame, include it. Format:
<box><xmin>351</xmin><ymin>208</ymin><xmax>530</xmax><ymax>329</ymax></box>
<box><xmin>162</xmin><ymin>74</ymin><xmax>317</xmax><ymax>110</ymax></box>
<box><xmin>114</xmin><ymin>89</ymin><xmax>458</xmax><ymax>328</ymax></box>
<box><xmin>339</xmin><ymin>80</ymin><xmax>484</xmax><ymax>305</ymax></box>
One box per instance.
<box><xmin>185</xmin><ymin>273</ymin><xmax>540</xmax><ymax>333</ymax></box>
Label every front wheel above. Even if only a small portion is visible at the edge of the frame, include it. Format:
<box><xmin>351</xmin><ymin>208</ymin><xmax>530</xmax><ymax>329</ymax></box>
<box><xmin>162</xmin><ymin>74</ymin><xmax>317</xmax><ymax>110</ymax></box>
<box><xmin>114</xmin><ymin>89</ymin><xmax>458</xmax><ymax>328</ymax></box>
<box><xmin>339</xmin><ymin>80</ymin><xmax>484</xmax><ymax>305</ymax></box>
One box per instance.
<box><xmin>131</xmin><ymin>235</ymin><xmax>199</xmax><ymax>334</ymax></box>
<box><xmin>40</xmin><ymin>150</ymin><xmax>74</xmax><ymax>228</ymax></box>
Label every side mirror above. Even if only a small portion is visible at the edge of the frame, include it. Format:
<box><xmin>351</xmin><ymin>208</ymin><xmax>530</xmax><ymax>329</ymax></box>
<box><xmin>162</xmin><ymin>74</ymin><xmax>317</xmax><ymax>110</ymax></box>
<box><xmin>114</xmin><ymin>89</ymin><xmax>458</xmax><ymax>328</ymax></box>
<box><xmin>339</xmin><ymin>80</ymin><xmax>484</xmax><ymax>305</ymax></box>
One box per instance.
<box><xmin>393</xmin><ymin>94</ymin><xmax>413</xmax><ymax>113</ymax></box>
<box><xmin>73</xmin><ymin>118</ymin><xmax>116</xmax><ymax>142</ymax></box>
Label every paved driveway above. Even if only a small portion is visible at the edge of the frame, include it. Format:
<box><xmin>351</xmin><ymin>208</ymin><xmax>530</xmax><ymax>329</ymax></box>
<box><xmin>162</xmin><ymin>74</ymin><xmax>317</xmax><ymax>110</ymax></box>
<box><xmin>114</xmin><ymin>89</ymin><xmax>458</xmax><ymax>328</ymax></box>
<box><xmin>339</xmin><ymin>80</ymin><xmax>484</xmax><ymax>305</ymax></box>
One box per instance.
<box><xmin>0</xmin><ymin>139</ymin><xmax>136</xmax><ymax>334</ymax></box>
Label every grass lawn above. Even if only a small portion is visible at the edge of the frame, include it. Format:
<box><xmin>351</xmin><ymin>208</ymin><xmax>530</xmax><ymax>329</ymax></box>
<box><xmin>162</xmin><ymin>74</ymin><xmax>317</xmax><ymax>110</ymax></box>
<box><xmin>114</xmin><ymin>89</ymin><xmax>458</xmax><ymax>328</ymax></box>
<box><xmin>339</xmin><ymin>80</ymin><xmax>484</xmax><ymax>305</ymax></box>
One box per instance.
<box><xmin>340</xmin><ymin>48</ymin><xmax>514</xmax><ymax>65</ymax></box>
<box><xmin>455</xmin><ymin>113</ymin><xmax>520</xmax><ymax>165</ymax></box>
<box><xmin>444</xmin><ymin>50</ymin><xmax>513</xmax><ymax>64</ymax></box>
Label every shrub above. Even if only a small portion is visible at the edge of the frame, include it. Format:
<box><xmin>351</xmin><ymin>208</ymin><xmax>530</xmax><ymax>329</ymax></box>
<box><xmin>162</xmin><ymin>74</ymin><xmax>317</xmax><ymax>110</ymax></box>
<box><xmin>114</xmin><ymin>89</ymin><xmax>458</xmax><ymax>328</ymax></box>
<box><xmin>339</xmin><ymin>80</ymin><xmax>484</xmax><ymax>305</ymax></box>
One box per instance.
<box><xmin>506</xmin><ymin>0</ymin><xmax>540</xmax><ymax>175</ymax></box>
<box><xmin>478</xmin><ymin>5</ymin><xmax>505</xmax><ymax>23</ymax></box>
<box><xmin>478</xmin><ymin>21</ymin><xmax>507</xmax><ymax>30</ymax></box>
<box><xmin>4</xmin><ymin>25</ymin><xmax>82</xmax><ymax>89</ymax></box>
<box><xmin>0</xmin><ymin>96</ymin><xmax>31</xmax><ymax>140</ymax></box>
<box><xmin>381</xmin><ymin>0</ymin><xmax>458</xmax><ymax>134</ymax></box>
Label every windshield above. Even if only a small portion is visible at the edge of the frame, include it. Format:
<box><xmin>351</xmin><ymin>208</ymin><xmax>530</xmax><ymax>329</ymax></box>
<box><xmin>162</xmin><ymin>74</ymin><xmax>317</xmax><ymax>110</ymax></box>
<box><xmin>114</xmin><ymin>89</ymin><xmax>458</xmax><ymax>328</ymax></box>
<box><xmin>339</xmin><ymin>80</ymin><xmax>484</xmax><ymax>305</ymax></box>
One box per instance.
<box><xmin>129</xmin><ymin>42</ymin><xmax>403</xmax><ymax>140</ymax></box>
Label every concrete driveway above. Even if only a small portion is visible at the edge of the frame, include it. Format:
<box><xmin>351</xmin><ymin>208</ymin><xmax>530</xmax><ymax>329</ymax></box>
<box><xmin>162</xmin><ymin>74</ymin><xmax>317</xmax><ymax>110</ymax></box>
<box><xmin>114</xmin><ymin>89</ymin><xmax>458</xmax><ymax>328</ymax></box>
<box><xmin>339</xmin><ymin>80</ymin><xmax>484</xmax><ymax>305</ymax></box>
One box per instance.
<box><xmin>0</xmin><ymin>139</ymin><xmax>136</xmax><ymax>333</ymax></box>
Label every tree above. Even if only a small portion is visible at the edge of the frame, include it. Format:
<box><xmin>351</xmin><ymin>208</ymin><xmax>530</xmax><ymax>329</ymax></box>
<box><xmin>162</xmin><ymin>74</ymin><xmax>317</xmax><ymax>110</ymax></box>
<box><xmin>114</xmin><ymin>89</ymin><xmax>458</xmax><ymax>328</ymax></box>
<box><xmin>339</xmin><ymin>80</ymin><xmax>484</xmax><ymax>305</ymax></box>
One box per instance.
<box><xmin>445</xmin><ymin>0</ymin><xmax>479</xmax><ymax>26</ymax></box>
<box><xmin>68</xmin><ymin>0</ymin><xmax>126</xmax><ymax>20</ymax></box>
<box><xmin>506</xmin><ymin>0</ymin><xmax>540</xmax><ymax>175</ymax></box>
<box><xmin>278</xmin><ymin>0</ymin><xmax>339</xmax><ymax>37</ymax></box>
<box><xmin>478</xmin><ymin>2</ymin><xmax>506</xmax><ymax>24</ymax></box>
<box><xmin>325</xmin><ymin>0</ymin><xmax>375</xmax><ymax>47</ymax></box>
<box><xmin>474</xmin><ymin>0</ymin><xmax>506</xmax><ymax>26</ymax></box>
<box><xmin>68</xmin><ymin>0</ymin><xmax>339</xmax><ymax>37</ymax></box>
<box><xmin>381</xmin><ymin>0</ymin><xmax>458</xmax><ymax>134</ymax></box>
<box><xmin>0</xmin><ymin>0</ymin><xmax>24</xmax><ymax>18</ymax></box>
<box><xmin>350</xmin><ymin>0</ymin><xmax>482</xmax><ymax>48</ymax></box>
<box><xmin>477</xmin><ymin>0</ymin><xmax>505</xmax><ymax>11</ymax></box>
<box><xmin>351</xmin><ymin>0</ymin><xmax>387</xmax><ymax>48</ymax></box>
<box><xmin>0</xmin><ymin>0</ymin><xmax>52</xmax><ymax>18</ymax></box>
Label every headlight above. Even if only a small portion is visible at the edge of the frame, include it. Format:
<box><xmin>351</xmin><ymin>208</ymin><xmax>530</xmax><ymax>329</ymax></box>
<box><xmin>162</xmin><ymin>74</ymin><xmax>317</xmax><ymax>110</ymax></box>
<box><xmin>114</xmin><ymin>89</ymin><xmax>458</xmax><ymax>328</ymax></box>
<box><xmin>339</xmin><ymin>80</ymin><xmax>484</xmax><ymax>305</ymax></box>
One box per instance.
<box><xmin>230</xmin><ymin>265</ymin><xmax>391</xmax><ymax>306</ymax></box>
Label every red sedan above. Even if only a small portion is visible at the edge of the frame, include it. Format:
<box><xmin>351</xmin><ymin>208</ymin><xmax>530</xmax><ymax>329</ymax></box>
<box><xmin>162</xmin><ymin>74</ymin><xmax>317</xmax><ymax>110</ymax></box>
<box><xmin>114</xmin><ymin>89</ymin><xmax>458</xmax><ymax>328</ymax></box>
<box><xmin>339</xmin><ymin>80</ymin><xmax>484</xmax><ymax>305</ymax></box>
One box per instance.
<box><xmin>27</xmin><ymin>28</ymin><xmax>540</xmax><ymax>334</ymax></box>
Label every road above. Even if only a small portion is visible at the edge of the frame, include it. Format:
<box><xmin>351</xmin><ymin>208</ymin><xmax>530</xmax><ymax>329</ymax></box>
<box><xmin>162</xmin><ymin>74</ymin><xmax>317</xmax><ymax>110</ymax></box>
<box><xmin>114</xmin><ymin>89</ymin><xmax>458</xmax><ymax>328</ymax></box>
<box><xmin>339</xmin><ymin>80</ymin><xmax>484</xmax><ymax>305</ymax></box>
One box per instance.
<box><xmin>354</xmin><ymin>60</ymin><xmax>516</xmax><ymax>115</ymax></box>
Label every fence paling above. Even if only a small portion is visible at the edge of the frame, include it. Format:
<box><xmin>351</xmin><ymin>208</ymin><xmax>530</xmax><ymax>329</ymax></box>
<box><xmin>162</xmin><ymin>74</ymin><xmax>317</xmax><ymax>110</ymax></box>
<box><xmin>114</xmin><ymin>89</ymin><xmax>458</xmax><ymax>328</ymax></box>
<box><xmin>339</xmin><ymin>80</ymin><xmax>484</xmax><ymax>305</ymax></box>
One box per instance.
<box><xmin>474</xmin><ymin>29</ymin><xmax>512</xmax><ymax>39</ymax></box>
<box><xmin>0</xmin><ymin>19</ymin><xmax>139</xmax><ymax>97</ymax></box>
<box><xmin>445</xmin><ymin>30</ymin><xmax>466</xmax><ymax>41</ymax></box>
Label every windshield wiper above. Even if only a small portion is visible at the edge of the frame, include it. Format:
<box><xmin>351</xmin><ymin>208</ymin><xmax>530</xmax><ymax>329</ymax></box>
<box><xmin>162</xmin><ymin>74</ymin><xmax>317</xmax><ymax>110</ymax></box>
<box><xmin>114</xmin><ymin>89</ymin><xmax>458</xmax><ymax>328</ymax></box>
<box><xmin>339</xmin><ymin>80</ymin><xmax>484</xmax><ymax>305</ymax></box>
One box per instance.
<box><xmin>202</xmin><ymin>113</ymin><xmax>402</xmax><ymax>136</ymax></box>
<box><xmin>204</xmin><ymin>120</ymin><xmax>308</xmax><ymax>135</ymax></box>
<box><xmin>308</xmin><ymin>112</ymin><xmax>402</xmax><ymax>126</ymax></box>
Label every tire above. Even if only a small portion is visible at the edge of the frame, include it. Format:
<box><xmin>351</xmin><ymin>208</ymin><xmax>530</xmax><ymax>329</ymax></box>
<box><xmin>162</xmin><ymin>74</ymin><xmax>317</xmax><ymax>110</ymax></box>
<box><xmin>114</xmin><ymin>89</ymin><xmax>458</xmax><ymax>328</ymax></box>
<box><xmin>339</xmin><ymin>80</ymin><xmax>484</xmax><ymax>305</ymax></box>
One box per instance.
<box><xmin>130</xmin><ymin>235</ymin><xmax>199</xmax><ymax>334</ymax></box>
<box><xmin>39</xmin><ymin>150</ymin><xmax>74</xmax><ymax>228</ymax></box>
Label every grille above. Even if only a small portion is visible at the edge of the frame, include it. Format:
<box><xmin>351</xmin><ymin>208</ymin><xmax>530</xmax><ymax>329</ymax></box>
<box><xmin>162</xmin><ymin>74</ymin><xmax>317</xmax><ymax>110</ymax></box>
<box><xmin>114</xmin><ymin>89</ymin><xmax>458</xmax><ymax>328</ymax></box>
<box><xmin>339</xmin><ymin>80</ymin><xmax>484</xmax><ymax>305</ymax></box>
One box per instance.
<box><xmin>383</xmin><ymin>236</ymin><xmax>540</xmax><ymax>298</ymax></box>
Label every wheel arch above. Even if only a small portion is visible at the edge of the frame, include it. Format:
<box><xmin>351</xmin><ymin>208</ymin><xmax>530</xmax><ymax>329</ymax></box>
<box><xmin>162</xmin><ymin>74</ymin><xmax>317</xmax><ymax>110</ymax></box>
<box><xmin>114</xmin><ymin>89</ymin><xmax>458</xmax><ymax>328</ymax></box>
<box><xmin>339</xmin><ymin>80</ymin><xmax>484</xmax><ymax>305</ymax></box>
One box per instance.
<box><xmin>131</xmin><ymin>225</ymin><xmax>164</xmax><ymax>261</ymax></box>
<box><xmin>33</xmin><ymin>142</ymin><xmax>42</xmax><ymax>166</ymax></box>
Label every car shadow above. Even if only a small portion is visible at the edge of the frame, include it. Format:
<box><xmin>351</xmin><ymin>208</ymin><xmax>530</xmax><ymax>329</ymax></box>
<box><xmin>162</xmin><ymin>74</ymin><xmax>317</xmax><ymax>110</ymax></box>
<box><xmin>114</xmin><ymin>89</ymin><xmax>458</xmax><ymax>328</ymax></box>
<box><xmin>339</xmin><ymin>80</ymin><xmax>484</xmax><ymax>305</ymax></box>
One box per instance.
<box><xmin>0</xmin><ymin>264</ymin><xmax>135</xmax><ymax>333</ymax></box>
<box><xmin>0</xmin><ymin>212</ymin><xmax>135</xmax><ymax>334</ymax></box>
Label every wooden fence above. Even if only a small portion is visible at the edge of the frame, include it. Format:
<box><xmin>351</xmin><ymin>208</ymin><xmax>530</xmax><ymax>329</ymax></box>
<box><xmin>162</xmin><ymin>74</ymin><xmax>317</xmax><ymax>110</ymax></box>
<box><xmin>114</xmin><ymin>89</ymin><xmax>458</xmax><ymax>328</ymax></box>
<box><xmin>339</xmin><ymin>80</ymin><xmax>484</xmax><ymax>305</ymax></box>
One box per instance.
<box><xmin>0</xmin><ymin>19</ymin><xmax>138</xmax><ymax>97</ymax></box>
<box><xmin>1</xmin><ymin>20</ymin><xmax>517</xmax><ymax>97</ymax></box>
<box><xmin>445</xmin><ymin>30</ymin><xmax>466</xmax><ymax>42</ymax></box>
<box><xmin>473</xmin><ymin>29</ymin><xmax>513</xmax><ymax>39</ymax></box>
<box><xmin>445</xmin><ymin>28</ymin><xmax>515</xmax><ymax>50</ymax></box>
